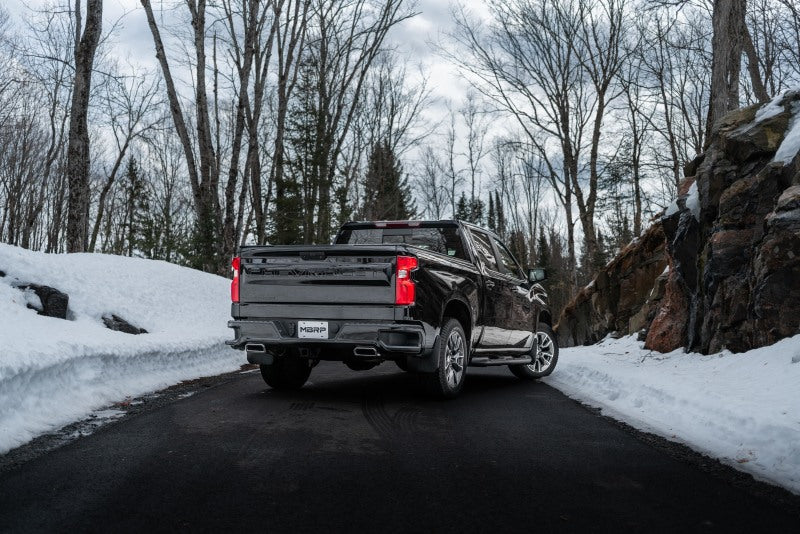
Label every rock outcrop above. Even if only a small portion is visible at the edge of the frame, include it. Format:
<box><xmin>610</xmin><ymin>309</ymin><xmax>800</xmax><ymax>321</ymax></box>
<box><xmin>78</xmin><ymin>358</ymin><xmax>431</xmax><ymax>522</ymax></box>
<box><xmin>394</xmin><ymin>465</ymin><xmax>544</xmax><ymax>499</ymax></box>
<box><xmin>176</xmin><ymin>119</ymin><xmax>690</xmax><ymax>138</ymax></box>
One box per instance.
<box><xmin>557</xmin><ymin>89</ymin><xmax>800</xmax><ymax>353</ymax></box>
<box><xmin>556</xmin><ymin>223</ymin><xmax>667</xmax><ymax>347</ymax></box>
<box><xmin>646</xmin><ymin>90</ymin><xmax>800</xmax><ymax>354</ymax></box>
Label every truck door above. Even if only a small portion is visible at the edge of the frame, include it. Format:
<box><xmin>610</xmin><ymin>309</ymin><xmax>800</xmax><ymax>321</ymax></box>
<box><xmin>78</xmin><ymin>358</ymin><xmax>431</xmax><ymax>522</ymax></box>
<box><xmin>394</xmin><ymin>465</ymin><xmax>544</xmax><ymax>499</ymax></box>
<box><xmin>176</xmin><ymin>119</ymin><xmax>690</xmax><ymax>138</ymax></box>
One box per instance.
<box><xmin>491</xmin><ymin>236</ymin><xmax>537</xmax><ymax>349</ymax></box>
<box><xmin>466</xmin><ymin>228</ymin><xmax>510</xmax><ymax>348</ymax></box>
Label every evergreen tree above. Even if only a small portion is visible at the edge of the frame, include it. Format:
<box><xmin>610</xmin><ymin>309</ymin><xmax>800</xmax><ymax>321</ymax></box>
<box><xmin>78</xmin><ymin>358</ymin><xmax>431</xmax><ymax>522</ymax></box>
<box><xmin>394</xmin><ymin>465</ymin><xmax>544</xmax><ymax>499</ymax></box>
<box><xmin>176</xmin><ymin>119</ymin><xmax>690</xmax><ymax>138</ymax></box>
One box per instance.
<box><xmin>469</xmin><ymin>198</ymin><xmax>485</xmax><ymax>225</ymax></box>
<box><xmin>537</xmin><ymin>227</ymin><xmax>550</xmax><ymax>270</ymax></box>
<box><xmin>455</xmin><ymin>192</ymin><xmax>470</xmax><ymax>221</ymax></box>
<box><xmin>279</xmin><ymin>59</ymin><xmax>318</xmax><ymax>244</ymax></box>
<box><xmin>508</xmin><ymin>228</ymin><xmax>527</xmax><ymax>267</ymax></box>
<box><xmin>123</xmin><ymin>157</ymin><xmax>153</xmax><ymax>257</ymax></box>
<box><xmin>577</xmin><ymin>229</ymin><xmax>610</xmax><ymax>285</ymax></box>
<box><xmin>362</xmin><ymin>140</ymin><xmax>415</xmax><ymax>220</ymax></box>
<box><xmin>454</xmin><ymin>192</ymin><xmax>484</xmax><ymax>225</ymax></box>
<box><xmin>494</xmin><ymin>190</ymin><xmax>505</xmax><ymax>238</ymax></box>
<box><xmin>595</xmin><ymin>230</ymin><xmax>609</xmax><ymax>270</ymax></box>
<box><xmin>487</xmin><ymin>194</ymin><xmax>496</xmax><ymax>231</ymax></box>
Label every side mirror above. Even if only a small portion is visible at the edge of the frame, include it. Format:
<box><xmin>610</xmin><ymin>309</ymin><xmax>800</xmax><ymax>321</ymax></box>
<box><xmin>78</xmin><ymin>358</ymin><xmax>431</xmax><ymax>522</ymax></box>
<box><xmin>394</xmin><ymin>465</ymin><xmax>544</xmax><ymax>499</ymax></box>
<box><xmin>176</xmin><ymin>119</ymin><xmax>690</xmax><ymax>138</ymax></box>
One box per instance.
<box><xmin>528</xmin><ymin>267</ymin><xmax>547</xmax><ymax>283</ymax></box>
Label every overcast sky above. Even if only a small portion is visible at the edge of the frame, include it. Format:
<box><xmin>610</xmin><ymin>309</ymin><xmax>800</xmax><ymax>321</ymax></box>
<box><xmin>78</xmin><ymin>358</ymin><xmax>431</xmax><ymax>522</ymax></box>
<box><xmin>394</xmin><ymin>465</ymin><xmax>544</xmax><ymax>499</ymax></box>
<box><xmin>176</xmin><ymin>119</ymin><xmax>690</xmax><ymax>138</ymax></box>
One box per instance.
<box><xmin>7</xmin><ymin>0</ymin><xmax>477</xmax><ymax>135</ymax></box>
<box><xmin>5</xmin><ymin>0</ymin><xmax>505</xmax><ymax>206</ymax></box>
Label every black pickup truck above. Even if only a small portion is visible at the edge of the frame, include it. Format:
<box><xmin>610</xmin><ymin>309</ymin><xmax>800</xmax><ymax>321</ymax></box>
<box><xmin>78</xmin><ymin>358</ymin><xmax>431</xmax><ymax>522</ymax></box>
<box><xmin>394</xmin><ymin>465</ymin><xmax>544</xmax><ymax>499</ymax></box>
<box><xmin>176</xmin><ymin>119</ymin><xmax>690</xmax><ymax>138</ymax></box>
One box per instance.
<box><xmin>228</xmin><ymin>220</ymin><xmax>558</xmax><ymax>398</ymax></box>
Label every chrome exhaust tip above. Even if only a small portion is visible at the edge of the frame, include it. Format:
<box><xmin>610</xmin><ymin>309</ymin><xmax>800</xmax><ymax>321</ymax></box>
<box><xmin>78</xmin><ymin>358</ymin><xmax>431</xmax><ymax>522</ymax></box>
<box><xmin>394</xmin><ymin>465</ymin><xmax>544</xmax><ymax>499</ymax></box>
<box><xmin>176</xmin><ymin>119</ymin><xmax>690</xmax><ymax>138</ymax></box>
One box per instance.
<box><xmin>353</xmin><ymin>346</ymin><xmax>378</xmax><ymax>357</ymax></box>
<box><xmin>246</xmin><ymin>343</ymin><xmax>267</xmax><ymax>353</ymax></box>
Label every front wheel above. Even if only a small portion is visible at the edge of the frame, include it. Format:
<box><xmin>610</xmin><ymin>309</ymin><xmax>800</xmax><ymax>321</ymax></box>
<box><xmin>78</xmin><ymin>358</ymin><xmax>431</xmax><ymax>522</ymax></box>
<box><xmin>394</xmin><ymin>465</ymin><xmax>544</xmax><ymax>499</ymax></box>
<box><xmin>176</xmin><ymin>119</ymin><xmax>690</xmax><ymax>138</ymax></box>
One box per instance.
<box><xmin>510</xmin><ymin>323</ymin><xmax>558</xmax><ymax>380</ymax></box>
<box><xmin>423</xmin><ymin>318</ymin><xmax>468</xmax><ymax>399</ymax></box>
<box><xmin>260</xmin><ymin>354</ymin><xmax>312</xmax><ymax>390</ymax></box>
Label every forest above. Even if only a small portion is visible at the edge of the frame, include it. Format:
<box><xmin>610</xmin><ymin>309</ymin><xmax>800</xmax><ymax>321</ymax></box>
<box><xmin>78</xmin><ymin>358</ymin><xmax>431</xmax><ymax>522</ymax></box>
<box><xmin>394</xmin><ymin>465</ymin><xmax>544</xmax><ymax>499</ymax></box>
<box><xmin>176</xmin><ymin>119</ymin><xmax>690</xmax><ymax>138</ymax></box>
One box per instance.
<box><xmin>1</xmin><ymin>0</ymin><xmax>799</xmax><ymax>315</ymax></box>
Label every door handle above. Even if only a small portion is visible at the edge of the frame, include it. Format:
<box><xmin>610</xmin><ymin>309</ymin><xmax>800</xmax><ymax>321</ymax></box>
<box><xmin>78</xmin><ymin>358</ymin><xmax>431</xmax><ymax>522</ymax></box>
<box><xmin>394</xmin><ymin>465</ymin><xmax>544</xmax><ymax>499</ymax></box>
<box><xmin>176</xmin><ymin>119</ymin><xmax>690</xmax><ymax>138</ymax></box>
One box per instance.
<box><xmin>486</xmin><ymin>280</ymin><xmax>495</xmax><ymax>290</ymax></box>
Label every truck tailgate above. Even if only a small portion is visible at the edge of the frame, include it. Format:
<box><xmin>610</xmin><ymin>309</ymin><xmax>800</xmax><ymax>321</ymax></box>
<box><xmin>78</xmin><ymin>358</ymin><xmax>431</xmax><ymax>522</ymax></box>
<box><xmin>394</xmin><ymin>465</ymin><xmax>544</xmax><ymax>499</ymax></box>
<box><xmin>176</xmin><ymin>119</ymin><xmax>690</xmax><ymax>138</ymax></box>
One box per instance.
<box><xmin>238</xmin><ymin>245</ymin><xmax>402</xmax><ymax>305</ymax></box>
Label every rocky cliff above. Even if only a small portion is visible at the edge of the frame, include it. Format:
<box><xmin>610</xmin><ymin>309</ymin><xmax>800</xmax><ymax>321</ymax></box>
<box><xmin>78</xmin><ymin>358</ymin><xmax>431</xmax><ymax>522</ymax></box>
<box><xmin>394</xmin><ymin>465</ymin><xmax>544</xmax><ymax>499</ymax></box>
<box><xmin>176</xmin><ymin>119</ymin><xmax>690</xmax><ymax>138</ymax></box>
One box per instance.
<box><xmin>557</xmin><ymin>90</ymin><xmax>800</xmax><ymax>353</ymax></box>
<box><xmin>556</xmin><ymin>223</ymin><xmax>667</xmax><ymax>348</ymax></box>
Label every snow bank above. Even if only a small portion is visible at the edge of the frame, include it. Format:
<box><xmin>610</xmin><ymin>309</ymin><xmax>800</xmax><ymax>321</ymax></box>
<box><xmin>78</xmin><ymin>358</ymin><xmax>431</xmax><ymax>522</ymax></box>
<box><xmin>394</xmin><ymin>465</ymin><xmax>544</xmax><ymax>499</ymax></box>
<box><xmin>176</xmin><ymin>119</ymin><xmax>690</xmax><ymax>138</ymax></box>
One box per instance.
<box><xmin>545</xmin><ymin>336</ymin><xmax>800</xmax><ymax>494</ymax></box>
<box><xmin>0</xmin><ymin>244</ymin><xmax>240</xmax><ymax>453</ymax></box>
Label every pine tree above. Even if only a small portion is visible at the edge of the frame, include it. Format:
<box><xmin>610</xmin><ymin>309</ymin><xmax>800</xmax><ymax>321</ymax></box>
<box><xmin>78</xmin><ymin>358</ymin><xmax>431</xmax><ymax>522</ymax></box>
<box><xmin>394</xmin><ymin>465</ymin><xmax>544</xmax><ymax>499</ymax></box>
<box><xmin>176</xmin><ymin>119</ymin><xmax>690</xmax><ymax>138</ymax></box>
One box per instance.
<box><xmin>469</xmin><ymin>198</ymin><xmax>485</xmax><ymax>225</ymax></box>
<box><xmin>487</xmin><ymin>194</ymin><xmax>496</xmax><ymax>231</ymax></box>
<box><xmin>454</xmin><ymin>192</ymin><xmax>484</xmax><ymax>225</ymax></box>
<box><xmin>455</xmin><ymin>192</ymin><xmax>470</xmax><ymax>221</ymax></box>
<box><xmin>362</xmin><ymin>140</ymin><xmax>415</xmax><ymax>220</ymax></box>
<box><xmin>537</xmin><ymin>227</ymin><xmax>550</xmax><ymax>270</ymax></box>
<box><xmin>508</xmin><ymin>229</ymin><xmax>527</xmax><ymax>267</ymax></box>
<box><xmin>494</xmin><ymin>191</ymin><xmax>505</xmax><ymax>238</ymax></box>
<box><xmin>123</xmin><ymin>157</ymin><xmax>153</xmax><ymax>257</ymax></box>
<box><xmin>276</xmin><ymin>59</ymin><xmax>316</xmax><ymax>245</ymax></box>
<box><xmin>594</xmin><ymin>230</ymin><xmax>609</xmax><ymax>271</ymax></box>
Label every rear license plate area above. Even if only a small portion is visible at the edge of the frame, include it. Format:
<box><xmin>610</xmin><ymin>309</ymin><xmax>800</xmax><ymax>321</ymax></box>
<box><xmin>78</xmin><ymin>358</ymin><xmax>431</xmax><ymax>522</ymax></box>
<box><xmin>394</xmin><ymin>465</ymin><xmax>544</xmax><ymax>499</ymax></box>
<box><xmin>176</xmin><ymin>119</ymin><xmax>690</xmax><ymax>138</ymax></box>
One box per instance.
<box><xmin>297</xmin><ymin>321</ymin><xmax>329</xmax><ymax>339</ymax></box>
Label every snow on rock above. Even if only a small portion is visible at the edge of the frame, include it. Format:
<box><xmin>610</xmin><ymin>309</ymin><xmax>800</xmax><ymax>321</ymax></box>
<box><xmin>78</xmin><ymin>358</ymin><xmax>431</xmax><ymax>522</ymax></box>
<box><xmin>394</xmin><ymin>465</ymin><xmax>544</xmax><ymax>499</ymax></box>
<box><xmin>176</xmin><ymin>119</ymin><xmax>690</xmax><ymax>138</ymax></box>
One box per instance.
<box><xmin>774</xmin><ymin>103</ymin><xmax>800</xmax><ymax>164</ymax></box>
<box><xmin>0</xmin><ymin>244</ymin><xmax>240</xmax><ymax>454</ymax></box>
<box><xmin>754</xmin><ymin>91</ymin><xmax>786</xmax><ymax>124</ymax></box>
<box><xmin>664</xmin><ymin>198</ymin><xmax>680</xmax><ymax>218</ymax></box>
<box><xmin>685</xmin><ymin>181</ymin><xmax>700</xmax><ymax>221</ymax></box>
<box><xmin>545</xmin><ymin>335</ymin><xmax>800</xmax><ymax>494</ymax></box>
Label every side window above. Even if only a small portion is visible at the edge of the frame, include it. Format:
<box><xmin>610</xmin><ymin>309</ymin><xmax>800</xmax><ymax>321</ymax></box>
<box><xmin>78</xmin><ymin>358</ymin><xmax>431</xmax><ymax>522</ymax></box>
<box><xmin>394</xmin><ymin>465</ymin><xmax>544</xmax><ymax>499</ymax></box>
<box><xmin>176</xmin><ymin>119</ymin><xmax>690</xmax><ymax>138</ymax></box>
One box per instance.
<box><xmin>493</xmin><ymin>238</ymin><xmax>525</xmax><ymax>280</ymax></box>
<box><xmin>468</xmin><ymin>230</ymin><xmax>499</xmax><ymax>272</ymax></box>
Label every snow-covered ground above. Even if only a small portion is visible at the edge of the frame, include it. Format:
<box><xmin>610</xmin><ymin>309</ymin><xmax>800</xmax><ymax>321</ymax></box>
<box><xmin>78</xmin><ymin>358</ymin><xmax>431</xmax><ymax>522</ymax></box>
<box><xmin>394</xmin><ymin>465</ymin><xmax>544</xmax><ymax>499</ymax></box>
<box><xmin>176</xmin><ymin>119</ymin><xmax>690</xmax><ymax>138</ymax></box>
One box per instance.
<box><xmin>545</xmin><ymin>336</ymin><xmax>800</xmax><ymax>495</ymax></box>
<box><xmin>0</xmin><ymin>244</ymin><xmax>240</xmax><ymax>454</ymax></box>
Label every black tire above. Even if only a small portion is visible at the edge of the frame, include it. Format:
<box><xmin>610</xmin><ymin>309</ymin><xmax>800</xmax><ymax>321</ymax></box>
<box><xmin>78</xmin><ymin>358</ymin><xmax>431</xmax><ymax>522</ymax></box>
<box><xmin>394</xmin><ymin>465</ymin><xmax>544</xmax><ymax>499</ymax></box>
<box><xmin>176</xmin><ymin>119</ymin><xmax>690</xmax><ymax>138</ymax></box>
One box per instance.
<box><xmin>510</xmin><ymin>323</ymin><xmax>558</xmax><ymax>380</ymax></box>
<box><xmin>259</xmin><ymin>355</ymin><xmax>312</xmax><ymax>390</ymax></box>
<box><xmin>395</xmin><ymin>357</ymin><xmax>410</xmax><ymax>372</ymax></box>
<box><xmin>423</xmin><ymin>318</ymin><xmax>468</xmax><ymax>399</ymax></box>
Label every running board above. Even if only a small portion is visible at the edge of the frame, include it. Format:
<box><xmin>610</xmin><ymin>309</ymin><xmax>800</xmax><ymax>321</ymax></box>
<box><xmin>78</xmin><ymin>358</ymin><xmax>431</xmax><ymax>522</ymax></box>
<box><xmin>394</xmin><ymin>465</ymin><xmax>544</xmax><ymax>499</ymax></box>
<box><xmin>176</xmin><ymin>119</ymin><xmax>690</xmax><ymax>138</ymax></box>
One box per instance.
<box><xmin>469</xmin><ymin>356</ymin><xmax>532</xmax><ymax>367</ymax></box>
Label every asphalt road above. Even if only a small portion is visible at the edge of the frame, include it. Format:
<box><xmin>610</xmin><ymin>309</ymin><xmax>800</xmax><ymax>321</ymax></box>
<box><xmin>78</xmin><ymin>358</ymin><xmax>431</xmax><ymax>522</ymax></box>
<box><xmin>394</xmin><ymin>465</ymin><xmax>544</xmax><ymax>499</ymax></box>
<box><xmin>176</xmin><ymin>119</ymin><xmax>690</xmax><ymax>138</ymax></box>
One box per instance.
<box><xmin>0</xmin><ymin>361</ymin><xmax>799</xmax><ymax>533</ymax></box>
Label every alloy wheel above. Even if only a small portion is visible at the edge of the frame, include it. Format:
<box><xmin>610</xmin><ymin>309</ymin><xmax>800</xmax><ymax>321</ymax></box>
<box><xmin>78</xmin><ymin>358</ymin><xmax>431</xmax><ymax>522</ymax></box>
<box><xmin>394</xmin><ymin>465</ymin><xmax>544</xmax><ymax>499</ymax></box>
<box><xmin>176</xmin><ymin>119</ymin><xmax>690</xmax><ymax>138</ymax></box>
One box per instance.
<box><xmin>445</xmin><ymin>329</ymin><xmax>465</xmax><ymax>388</ymax></box>
<box><xmin>528</xmin><ymin>331</ymin><xmax>555</xmax><ymax>373</ymax></box>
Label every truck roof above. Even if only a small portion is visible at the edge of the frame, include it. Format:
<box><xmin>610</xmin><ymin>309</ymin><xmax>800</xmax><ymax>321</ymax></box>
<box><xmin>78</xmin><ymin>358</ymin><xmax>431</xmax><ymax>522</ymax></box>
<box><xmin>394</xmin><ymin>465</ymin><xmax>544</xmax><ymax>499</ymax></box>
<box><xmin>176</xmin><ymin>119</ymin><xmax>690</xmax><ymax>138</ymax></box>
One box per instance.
<box><xmin>339</xmin><ymin>220</ymin><xmax>460</xmax><ymax>229</ymax></box>
<box><xmin>339</xmin><ymin>219</ymin><xmax>503</xmax><ymax>241</ymax></box>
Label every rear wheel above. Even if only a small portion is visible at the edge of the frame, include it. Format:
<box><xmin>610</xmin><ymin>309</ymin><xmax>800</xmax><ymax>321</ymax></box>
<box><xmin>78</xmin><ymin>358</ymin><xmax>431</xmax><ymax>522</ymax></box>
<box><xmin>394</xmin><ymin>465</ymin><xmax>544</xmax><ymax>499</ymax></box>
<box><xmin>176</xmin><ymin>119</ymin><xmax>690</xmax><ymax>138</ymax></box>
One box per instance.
<box><xmin>260</xmin><ymin>353</ymin><xmax>312</xmax><ymax>390</ymax></box>
<box><xmin>423</xmin><ymin>318</ymin><xmax>468</xmax><ymax>399</ymax></box>
<box><xmin>510</xmin><ymin>323</ymin><xmax>558</xmax><ymax>380</ymax></box>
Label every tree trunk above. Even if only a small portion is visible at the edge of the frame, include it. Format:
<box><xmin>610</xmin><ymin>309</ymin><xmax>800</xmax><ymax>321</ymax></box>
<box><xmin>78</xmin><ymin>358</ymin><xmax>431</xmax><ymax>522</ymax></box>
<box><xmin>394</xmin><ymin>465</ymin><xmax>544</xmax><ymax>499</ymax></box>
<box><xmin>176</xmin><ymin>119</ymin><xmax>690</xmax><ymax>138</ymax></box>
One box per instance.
<box><xmin>707</xmin><ymin>0</ymin><xmax>745</xmax><ymax>143</ymax></box>
<box><xmin>741</xmin><ymin>26</ymin><xmax>769</xmax><ymax>103</ymax></box>
<box><xmin>65</xmin><ymin>0</ymin><xmax>102</xmax><ymax>253</ymax></box>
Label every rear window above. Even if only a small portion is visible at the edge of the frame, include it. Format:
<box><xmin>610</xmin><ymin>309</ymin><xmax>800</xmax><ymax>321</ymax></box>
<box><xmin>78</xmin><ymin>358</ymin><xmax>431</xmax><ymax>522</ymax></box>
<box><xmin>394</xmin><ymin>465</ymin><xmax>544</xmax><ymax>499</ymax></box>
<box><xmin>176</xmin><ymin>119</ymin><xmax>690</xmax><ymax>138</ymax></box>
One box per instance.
<box><xmin>336</xmin><ymin>226</ymin><xmax>468</xmax><ymax>260</ymax></box>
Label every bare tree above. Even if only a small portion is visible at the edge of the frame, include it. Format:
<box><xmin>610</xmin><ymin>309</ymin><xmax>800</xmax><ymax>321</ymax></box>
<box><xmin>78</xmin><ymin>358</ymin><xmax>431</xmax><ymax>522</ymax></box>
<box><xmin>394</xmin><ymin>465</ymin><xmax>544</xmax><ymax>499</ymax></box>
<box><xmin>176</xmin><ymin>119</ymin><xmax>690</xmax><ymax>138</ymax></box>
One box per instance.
<box><xmin>442</xmin><ymin>109</ymin><xmax>462</xmax><ymax>217</ymax></box>
<box><xmin>446</xmin><ymin>0</ymin><xmax>596</xmax><ymax>269</ymax></box>
<box><xmin>617</xmin><ymin>44</ymin><xmax>653</xmax><ymax>237</ymax></box>
<box><xmin>88</xmin><ymin>64</ymin><xmax>162</xmax><ymax>251</ymax></box>
<box><xmin>304</xmin><ymin>0</ymin><xmax>417</xmax><ymax>243</ymax></box>
<box><xmin>65</xmin><ymin>0</ymin><xmax>102</xmax><ymax>253</ymax></box>
<box><xmin>141</xmin><ymin>0</ymin><xmax>226</xmax><ymax>271</ymax></box>
<box><xmin>265</xmin><ymin>0</ymin><xmax>310</xmax><ymax>245</ymax></box>
<box><xmin>459</xmin><ymin>91</ymin><xmax>489</xmax><ymax>211</ymax></box>
<box><xmin>416</xmin><ymin>146</ymin><xmax>447</xmax><ymax>219</ymax></box>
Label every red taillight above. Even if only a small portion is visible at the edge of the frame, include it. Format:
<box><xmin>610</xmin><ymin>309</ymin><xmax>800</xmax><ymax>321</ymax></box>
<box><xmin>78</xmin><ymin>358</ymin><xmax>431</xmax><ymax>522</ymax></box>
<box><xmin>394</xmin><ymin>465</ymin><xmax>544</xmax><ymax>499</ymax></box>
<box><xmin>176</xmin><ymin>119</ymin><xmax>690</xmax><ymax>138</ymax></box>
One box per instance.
<box><xmin>395</xmin><ymin>255</ymin><xmax>418</xmax><ymax>306</ymax></box>
<box><xmin>231</xmin><ymin>256</ymin><xmax>240</xmax><ymax>303</ymax></box>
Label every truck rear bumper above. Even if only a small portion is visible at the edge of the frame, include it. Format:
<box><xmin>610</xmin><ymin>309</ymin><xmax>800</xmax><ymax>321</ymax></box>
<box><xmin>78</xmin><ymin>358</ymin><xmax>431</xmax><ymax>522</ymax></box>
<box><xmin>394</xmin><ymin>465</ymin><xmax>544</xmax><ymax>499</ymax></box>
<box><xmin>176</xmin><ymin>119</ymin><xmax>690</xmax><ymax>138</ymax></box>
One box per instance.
<box><xmin>227</xmin><ymin>319</ymin><xmax>432</xmax><ymax>360</ymax></box>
